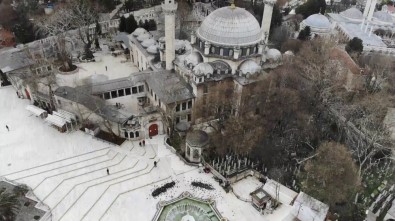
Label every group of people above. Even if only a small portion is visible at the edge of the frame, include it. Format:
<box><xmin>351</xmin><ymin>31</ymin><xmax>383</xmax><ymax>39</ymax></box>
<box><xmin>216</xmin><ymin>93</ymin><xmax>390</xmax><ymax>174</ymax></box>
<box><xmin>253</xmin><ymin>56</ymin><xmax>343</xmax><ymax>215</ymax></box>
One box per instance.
<box><xmin>139</xmin><ymin>140</ymin><xmax>146</xmax><ymax>146</ymax></box>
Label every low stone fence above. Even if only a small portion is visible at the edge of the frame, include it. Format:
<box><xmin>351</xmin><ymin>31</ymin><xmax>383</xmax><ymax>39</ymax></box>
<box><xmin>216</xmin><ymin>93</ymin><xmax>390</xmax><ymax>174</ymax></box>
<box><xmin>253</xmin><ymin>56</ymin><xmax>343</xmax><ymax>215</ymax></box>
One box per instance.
<box><xmin>202</xmin><ymin>160</ymin><xmax>264</xmax><ymax>185</ymax></box>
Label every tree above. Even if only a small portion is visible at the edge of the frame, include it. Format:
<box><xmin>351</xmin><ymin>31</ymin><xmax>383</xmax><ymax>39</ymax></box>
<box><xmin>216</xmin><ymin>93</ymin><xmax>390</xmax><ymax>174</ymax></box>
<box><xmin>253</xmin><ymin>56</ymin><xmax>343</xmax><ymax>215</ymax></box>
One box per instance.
<box><xmin>119</xmin><ymin>16</ymin><xmax>126</xmax><ymax>32</ymax></box>
<box><xmin>125</xmin><ymin>15</ymin><xmax>138</xmax><ymax>34</ymax></box>
<box><xmin>70</xmin><ymin>0</ymin><xmax>99</xmax><ymax>60</ymax></box>
<box><xmin>192</xmin><ymin>78</ymin><xmax>269</xmax><ymax>155</ymax></box>
<box><xmin>36</xmin><ymin>5</ymin><xmax>76</xmax><ymax>71</ymax></box>
<box><xmin>295</xmin><ymin>0</ymin><xmax>326</xmax><ymax>18</ymax></box>
<box><xmin>281</xmin><ymin>39</ymin><xmax>302</xmax><ymax>53</ymax></box>
<box><xmin>147</xmin><ymin>19</ymin><xmax>157</xmax><ymax>31</ymax></box>
<box><xmin>0</xmin><ymin>188</ymin><xmax>19</xmax><ymax>221</ymax></box>
<box><xmin>271</xmin><ymin>26</ymin><xmax>289</xmax><ymax>48</ymax></box>
<box><xmin>297</xmin><ymin>26</ymin><xmax>311</xmax><ymax>41</ymax></box>
<box><xmin>300</xmin><ymin>142</ymin><xmax>360</xmax><ymax>208</ymax></box>
<box><xmin>253</xmin><ymin>3</ymin><xmax>283</xmax><ymax>36</ymax></box>
<box><xmin>345</xmin><ymin>37</ymin><xmax>363</xmax><ymax>55</ymax></box>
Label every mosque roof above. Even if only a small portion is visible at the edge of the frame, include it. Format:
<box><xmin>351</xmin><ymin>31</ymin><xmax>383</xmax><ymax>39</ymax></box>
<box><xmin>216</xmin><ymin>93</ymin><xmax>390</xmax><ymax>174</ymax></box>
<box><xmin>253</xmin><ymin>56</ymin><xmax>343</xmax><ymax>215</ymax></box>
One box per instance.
<box><xmin>196</xmin><ymin>6</ymin><xmax>262</xmax><ymax>46</ymax></box>
<box><xmin>266</xmin><ymin>48</ymin><xmax>282</xmax><ymax>60</ymax></box>
<box><xmin>186</xmin><ymin>130</ymin><xmax>209</xmax><ymax>147</ymax></box>
<box><xmin>303</xmin><ymin>14</ymin><xmax>332</xmax><ymax>29</ymax></box>
<box><xmin>132</xmin><ymin>28</ymin><xmax>147</xmax><ymax>36</ymax></box>
<box><xmin>340</xmin><ymin>8</ymin><xmax>363</xmax><ymax>20</ymax></box>
<box><xmin>185</xmin><ymin>52</ymin><xmax>203</xmax><ymax>66</ymax></box>
<box><xmin>238</xmin><ymin>60</ymin><xmax>261</xmax><ymax>74</ymax></box>
<box><xmin>193</xmin><ymin>62</ymin><xmax>214</xmax><ymax>76</ymax></box>
<box><xmin>373</xmin><ymin>11</ymin><xmax>394</xmax><ymax>23</ymax></box>
<box><xmin>141</xmin><ymin>38</ymin><xmax>156</xmax><ymax>48</ymax></box>
<box><xmin>147</xmin><ymin>44</ymin><xmax>159</xmax><ymax>54</ymax></box>
<box><xmin>137</xmin><ymin>33</ymin><xmax>151</xmax><ymax>42</ymax></box>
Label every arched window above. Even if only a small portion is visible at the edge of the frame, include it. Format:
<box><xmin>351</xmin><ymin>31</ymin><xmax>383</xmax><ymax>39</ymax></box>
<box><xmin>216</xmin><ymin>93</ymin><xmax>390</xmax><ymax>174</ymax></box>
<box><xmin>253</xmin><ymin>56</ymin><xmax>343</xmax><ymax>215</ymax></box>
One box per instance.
<box><xmin>124</xmin><ymin>131</ymin><xmax>128</xmax><ymax>138</ymax></box>
<box><xmin>193</xmin><ymin>149</ymin><xmax>199</xmax><ymax>159</ymax></box>
<box><xmin>135</xmin><ymin>131</ymin><xmax>139</xmax><ymax>137</ymax></box>
<box><xmin>211</xmin><ymin>46</ymin><xmax>215</xmax><ymax>53</ymax></box>
<box><xmin>129</xmin><ymin>132</ymin><xmax>134</xmax><ymax>138</ymax></box>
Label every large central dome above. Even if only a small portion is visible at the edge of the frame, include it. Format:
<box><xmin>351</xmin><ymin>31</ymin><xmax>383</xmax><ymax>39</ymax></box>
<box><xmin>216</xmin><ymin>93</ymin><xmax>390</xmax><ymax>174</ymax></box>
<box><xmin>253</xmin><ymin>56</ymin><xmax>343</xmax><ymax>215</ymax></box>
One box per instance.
<box><xmin>196</xmin><ymin>6</ymin><xmax>262</xmax><ymax>46</ymax></box>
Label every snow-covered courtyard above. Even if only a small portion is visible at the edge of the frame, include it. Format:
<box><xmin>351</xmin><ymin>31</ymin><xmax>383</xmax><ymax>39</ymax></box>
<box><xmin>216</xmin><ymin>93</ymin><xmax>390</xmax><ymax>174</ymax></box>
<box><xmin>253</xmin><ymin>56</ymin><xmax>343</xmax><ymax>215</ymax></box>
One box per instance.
<box><xmin>0</xmin><ymin>86</ymin><xmax>287</xmax><ymax>221</ymax></box>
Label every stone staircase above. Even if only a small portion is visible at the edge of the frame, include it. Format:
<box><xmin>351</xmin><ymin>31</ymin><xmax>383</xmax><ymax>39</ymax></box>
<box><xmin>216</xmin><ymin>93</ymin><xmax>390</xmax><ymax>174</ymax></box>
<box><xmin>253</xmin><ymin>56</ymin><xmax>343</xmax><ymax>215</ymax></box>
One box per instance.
<box><xmin>2</xmin><ymin>138</ymin><xmax>172</xmax><ymax>221</ymax></box>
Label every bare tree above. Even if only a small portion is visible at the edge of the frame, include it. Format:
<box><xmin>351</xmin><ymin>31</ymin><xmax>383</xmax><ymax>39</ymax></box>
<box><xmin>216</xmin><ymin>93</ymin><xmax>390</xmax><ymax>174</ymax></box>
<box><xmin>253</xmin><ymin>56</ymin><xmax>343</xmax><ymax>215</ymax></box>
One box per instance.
<box><xmin>36</xmin><ymin>6</ymin><xmax>75</xmax><ymax>71</ymax></box>
<box><xmin>299</xmin><ymin>142</ymin><xmax>360</xmax><ymax>208</ymax></box>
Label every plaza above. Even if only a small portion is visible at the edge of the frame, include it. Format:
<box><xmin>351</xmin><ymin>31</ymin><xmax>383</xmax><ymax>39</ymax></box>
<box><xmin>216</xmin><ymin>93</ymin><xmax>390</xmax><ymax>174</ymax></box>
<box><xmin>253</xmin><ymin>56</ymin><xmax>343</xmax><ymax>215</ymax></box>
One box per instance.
<box><xmin>0</xmin><ymin>86</ymin><xmax>280</xmax><ymax>221</ymax></box>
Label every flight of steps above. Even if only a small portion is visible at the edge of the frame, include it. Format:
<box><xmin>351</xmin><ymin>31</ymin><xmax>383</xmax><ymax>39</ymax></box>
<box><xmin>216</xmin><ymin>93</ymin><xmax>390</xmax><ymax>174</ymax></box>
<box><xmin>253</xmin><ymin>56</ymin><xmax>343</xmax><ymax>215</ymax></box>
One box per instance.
<box><xmin>2</xmin><ymin>138</ymin><xmax>174</xmax><ymax>221</ymax></box>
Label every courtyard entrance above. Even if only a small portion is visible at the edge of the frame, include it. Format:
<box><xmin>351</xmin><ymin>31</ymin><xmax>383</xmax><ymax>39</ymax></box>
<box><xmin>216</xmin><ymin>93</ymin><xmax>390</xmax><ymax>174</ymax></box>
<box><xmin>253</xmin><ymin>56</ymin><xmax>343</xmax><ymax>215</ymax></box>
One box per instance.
<box><xmin>149</xmin><ymin>124</ymin><xmax>158</xmax><ymax>137</ymax></box>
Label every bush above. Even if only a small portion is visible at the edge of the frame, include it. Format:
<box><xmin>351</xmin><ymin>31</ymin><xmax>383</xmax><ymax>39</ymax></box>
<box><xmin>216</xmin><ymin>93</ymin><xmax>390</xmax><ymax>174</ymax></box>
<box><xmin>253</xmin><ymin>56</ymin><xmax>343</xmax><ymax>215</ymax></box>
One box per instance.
<box><xmin>346</xmin><ymin>37</ymin><xmax>363</xmax><ymax>54</ymax></box>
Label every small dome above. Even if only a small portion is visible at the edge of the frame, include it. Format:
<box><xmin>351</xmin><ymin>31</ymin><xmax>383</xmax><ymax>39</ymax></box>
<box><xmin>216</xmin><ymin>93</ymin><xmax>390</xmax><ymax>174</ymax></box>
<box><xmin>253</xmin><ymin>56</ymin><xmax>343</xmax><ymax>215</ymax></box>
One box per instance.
<box><xmin>267</xmin><ymin>48</ymin><xmax>282</xmax><ymax>60</ymax></box>
<box><xmin>373</xmin><ymin>11</ymin><xmax>394</xmax><ymax>23</ymax></box>
<box><xmin>303</xmin><ymin>14</ymin><xmax>331</xmax><ymax>29</ymax></box>
<box><xmin>132</xmin><ymin>28</ymin><xmax>146</xmax><ymax>36</ymax></box>
<box><xmin>284</xmin><ymin>50</ymin><xmax>294</xmax><ymax>56</ymax></box>
<box><xmin>137</xmin><ymin>33</ymin><xmax>151</xmax><ymax>42</ymax></box>
<box><xmin>196</xmin><ymin>6</ymin><xmax>261</xmax><ymax>46</ymax></box>
<box><xmin>340</xmin><ymin>8</ymin><xmax>363</xmax><ymax>20</ymax></box>
<box><xmin>185</xmin><ymin>52</ymin><xmax>203</xmax><ymax>66</ymax></box>
<box><xmin>186</xmin><ymin>130</ymin><xmax>209</xmax><ymax>147</ymax></box>
<box><xmin>147</xmin><ymin>44</ymin><xmax>158</xmax><ymax>54</ymax></box>
<box><xmin>239</xmin><ymin>60</ymin><xmax>261</xmax><ymax>74</ymax></box>
<box><xmin>141</xmin><ymin>38</ymin><xmax>156</xmax><ymax>48</ymax></box>
<box><xmin>193</xmin><ymin>63</ymin><xmax>213</xmax><ymax>76</ymax></box>
<box><xmin>175</xmin><ymin>121</ymin><xmax>191</xmax><ymax>132</ymax></box>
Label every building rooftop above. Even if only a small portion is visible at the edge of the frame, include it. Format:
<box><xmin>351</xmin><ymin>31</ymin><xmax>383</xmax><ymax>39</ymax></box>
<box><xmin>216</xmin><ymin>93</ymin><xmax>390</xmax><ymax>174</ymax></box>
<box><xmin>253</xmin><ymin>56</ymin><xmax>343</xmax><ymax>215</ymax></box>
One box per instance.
<box><xmin>196</xmin><ymin>6</ymin><xmax>262</xmax><ymax>46</ymax></box>
<box><xmin>0</xmin><ymin>48</ymin><xmax>34</xmax><ymax>73</ymax></box>
<box><xmin>146</xmin><ymin>71</ymin><xmax>194</xmax><ymax>104</ymax></box>
<box><xmin>54</xmin><ymin>86</ymin><xmax>133</xmax><ymax>124</ymax></box>
<box><xmin>186</xmin><ymin>130</ymin><xmax>209</xmax><ymax>147</ymax></box>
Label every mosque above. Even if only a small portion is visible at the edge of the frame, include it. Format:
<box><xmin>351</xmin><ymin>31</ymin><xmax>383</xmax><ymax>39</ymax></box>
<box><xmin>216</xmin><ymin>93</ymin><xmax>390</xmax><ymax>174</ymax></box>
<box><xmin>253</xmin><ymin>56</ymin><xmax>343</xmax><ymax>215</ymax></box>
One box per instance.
<box><xmin>296</xmin><ymin>0</ymin><xmax>395</xmax><ymax>55</ymax></box>
<box><xmin>2</xmin><ymin>0</ymin><xmax>282</xmax><ymax>140</ymax></box>
<box><xmin>113</xmin><ymin>0</ymin><xmax>281</xmax><ymax>132</ymax></box>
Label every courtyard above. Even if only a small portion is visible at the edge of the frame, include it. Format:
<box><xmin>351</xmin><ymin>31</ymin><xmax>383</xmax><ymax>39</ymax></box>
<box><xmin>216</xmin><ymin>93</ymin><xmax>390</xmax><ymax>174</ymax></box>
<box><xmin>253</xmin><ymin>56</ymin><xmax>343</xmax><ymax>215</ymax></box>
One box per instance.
<box><xmin>0</xmin><ymin>86</ymin><xmax>293</xmax><ymax>221</ymax></box>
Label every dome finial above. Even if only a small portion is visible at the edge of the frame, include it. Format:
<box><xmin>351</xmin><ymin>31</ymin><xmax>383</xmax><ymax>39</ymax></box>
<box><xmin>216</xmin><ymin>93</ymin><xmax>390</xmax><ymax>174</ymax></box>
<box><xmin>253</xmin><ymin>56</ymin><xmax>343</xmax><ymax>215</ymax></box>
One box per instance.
<box><xmin>230</xmin><ymin>0</ymin><xmax>236</xmax><ymax>9</ymax></box>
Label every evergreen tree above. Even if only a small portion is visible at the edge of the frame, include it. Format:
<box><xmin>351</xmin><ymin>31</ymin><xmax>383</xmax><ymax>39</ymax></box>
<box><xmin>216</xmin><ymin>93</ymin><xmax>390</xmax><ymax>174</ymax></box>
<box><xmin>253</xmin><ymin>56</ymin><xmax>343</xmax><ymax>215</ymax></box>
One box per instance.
<box><xmin>295</xmin><ymin>0</ymin><xmax>326</xmax><ymax>19</ymax></box>
<box><xmin>11</xmin><ymin>14</ymin><xmax>36</xmax><ymax>44</ymax></box>
<box><xmin>143</xmin><ymin>20</ymin><xmax>150</xmax><ymax>30</ymax></box>
<box><xmin>345</xmin><ymin>37</ymin><xmax>363</xmax><ymax>54</ymax></box>
<box><xmin>119</xmin><ymin>16</ymin><xmax>126</xmax><ymax>32</ymax></box>
<box><xmin>148</xmin><ymin>19</ymin><xmax>157</xmax><ymax>31</ymax></box>
<box><xmin>125</xmin><ymin>15</ymin><xmax>138</xmax><ymax>34</ymax></box>
<box><xmin>138</xmin><ymin>19</ymin><xmax>144</xmax><ymax>28</ymax></box>
<box><xmin>298</xmin><ymin>26</ymin><xmax>311</xmax><ymax>41</ymax></box>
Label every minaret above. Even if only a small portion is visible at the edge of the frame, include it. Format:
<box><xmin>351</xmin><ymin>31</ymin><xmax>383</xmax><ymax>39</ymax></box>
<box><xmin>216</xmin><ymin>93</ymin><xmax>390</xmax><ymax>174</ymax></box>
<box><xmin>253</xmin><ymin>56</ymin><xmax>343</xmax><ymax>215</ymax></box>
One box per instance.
<box><xmin>261</xmin><ymin>0</ymin><xmax>275</xmax><ymax>44</ymax></box>
<box><xmin>363</xmin><ymin>0</ymin><xmax>372</xmax><ymax>17</ymax></box>
<box><xmin>367</xmin><ymin>0</ymin><xmax>377</xmax><ymax>21</ymax></box>
<box><xmin>162</xmin><ymin>0</ymin><xmax>177</xmax><ymax>70</ymax></box>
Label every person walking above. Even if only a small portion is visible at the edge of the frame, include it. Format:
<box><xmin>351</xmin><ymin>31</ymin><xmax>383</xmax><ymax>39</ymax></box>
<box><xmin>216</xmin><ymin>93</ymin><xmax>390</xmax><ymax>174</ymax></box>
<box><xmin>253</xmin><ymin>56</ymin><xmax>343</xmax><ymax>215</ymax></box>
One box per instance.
<box><xmin>6</xmin><ymin>125</ymin><xmax>9</xmax><ymax>131</ymax></box>
<box><xmin>139</xmin><ymin>142</ymin><xmax>141</xmax><ymax>147</ymax></box>
<box><xmin>106</xmin><ymin>168</ymin><xmax>109</xmax><ymax>175</ymax></box>
<box><xmin>142</xmin><ymin>140</ymin><xmax>145</xmax><ymax>146</ymax></box>
<box><xmin>105</xmin><ymin>66</ymin><xmax>108</xmax><ymax>71</ymax></box>
<box><xmin>154</xmin><ymin>161</ymin><xmax>157</xmax><ymax>167</ymax></box>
